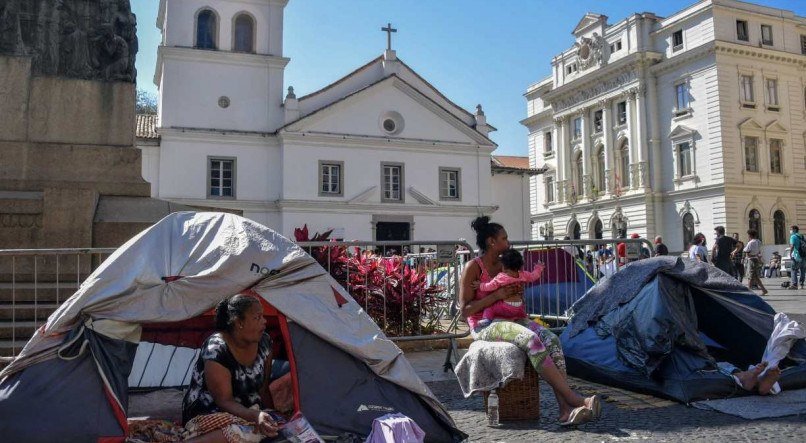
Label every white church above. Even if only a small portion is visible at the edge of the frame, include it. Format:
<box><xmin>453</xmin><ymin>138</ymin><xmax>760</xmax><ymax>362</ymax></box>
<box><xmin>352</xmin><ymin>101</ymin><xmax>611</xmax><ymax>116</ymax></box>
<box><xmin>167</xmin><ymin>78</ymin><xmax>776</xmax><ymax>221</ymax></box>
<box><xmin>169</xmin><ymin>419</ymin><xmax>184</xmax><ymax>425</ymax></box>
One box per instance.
<box><xmin>524</xmin><ymin>0</ymin><xmax>806</xmax><ymax>256</ymax></box>
<box><xmin>137</xmin><ymin>0</ymin><xmax>536</xmax><ymax>243</ymax></box>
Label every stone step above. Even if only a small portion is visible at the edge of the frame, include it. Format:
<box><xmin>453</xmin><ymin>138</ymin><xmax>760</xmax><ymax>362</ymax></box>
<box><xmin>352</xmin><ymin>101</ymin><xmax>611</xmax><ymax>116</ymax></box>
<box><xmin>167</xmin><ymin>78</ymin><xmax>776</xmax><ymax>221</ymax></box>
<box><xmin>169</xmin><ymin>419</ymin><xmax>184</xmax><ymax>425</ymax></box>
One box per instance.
<box><xmin>0</xmin><ymin>302</ymin><xmax>60</xmax><ymax>321</ymax></box>
<box><xmin>0</xmin><ymin>282</ymin><xmax>80</xmax><ymax>303</ymax></box>
<box><xmin>0</xmin><ymin>320</ymin><xmax>39</xmax><ymax>340</ymax></box>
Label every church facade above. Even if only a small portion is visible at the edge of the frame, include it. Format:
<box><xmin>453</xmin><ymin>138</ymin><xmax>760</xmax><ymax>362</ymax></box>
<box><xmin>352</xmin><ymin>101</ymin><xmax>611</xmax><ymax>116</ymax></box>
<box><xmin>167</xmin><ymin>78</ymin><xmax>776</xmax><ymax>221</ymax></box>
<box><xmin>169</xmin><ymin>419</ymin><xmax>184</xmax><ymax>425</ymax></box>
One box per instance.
<box><xmin>139</xmin><ymin>0</ymin><xmax>534</xmax><ymax>243</ymax></box>
<box><xmin>524</xmin><ymin>0</ymin><xmax>806</xmax><ymax>256</ymax></box>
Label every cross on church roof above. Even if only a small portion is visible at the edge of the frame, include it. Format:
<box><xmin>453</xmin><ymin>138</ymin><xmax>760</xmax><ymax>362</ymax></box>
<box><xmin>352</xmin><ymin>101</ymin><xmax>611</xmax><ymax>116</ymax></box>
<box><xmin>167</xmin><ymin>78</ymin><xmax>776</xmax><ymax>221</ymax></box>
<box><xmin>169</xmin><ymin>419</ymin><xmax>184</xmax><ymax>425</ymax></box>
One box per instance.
<box><xmin>381</xmin><ymin>22</ymin><xmax>397</xmax><ymax>51</ymax></box>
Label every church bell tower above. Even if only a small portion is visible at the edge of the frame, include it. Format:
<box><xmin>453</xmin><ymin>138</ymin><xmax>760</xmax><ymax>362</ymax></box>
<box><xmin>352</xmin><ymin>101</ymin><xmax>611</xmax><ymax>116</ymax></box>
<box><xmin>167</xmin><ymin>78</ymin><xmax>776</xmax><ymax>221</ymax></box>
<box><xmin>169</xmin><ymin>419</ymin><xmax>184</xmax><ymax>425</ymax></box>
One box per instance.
<box><xmin>155</xmin><ymin>0</ymin><xmax>289</xmax><ymax>132</ymax></box>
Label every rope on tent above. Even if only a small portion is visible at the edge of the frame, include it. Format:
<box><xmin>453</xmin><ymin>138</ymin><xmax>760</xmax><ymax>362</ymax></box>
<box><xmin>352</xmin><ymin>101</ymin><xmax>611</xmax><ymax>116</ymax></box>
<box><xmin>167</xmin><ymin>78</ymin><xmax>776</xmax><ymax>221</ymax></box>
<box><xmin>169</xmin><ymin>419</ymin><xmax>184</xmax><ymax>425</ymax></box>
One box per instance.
<box><xmin>159</xmin><ymin>344</ymin><xmax>180</xmax><ymax>388</ymax></box>
<box><xmin>136</xmin><ymin>342</ymin><xmax>157</xmax><ymax>388</ymax></box>
<box><xmin>57</xmin><ymin>324</ymin><xmax>88</xmax><ymax>361</ymax></box>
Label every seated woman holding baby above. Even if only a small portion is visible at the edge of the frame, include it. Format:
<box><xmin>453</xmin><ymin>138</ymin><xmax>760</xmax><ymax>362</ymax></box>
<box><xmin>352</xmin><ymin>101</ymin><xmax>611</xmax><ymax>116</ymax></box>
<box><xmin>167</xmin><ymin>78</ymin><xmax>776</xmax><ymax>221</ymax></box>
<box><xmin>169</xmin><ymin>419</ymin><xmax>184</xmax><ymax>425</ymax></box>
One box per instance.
<box><xmin>459</xmin><ymin>216</ymin><xmax>602</xmax><ymax>426</ymax></box>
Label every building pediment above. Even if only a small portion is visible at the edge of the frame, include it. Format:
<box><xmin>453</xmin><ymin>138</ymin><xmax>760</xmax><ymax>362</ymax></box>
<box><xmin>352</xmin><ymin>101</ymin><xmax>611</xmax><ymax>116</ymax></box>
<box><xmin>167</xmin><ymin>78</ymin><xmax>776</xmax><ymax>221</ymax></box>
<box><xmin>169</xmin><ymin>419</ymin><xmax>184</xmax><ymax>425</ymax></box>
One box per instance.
<box><xmin>668</xmin><ymin>125</ymin><xmax>696</xmax><ymax>140</ymax></box>
<box><xmin>295</xmin><ymin>55</ymin><xmax>481</xmax><ymax>131</ymax></box>
<box><xmin>573</xmin><ymin>13</ymin><xmax>607</xmax><ymax>37</ymax></box>
<box><xmin>281</xmin><ymin>75</ymin><xmax>493</xmax><ymax>146</ymax></box>
<box><xmin>738</xmin><ymin>118</ymin><xmax>764</xmax><ymax>132</ymax></box>
<box><xmin>765</xmin><ymin>120</ymin><xmax>787</xmax><ymax>134</ymax></box>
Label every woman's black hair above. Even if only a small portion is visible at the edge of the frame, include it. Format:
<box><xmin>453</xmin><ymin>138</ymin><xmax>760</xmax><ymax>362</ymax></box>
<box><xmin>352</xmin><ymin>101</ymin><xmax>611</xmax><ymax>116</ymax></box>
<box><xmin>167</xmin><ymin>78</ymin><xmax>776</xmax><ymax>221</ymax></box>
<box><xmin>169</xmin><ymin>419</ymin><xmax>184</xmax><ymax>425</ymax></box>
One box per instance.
<box><xmin>215</xmin><ymin>294</ymin><xmax>260</xmax><ymax>332</ymax></box>
<box><xmin>500</xmin><ymin>248</ymin><xmax>524</xmax><ymax>271</ymax></box>
<box><xmin>470</xmin><ymin>216</ymin><xmax>504</xmax><ymax>252</ymax></box>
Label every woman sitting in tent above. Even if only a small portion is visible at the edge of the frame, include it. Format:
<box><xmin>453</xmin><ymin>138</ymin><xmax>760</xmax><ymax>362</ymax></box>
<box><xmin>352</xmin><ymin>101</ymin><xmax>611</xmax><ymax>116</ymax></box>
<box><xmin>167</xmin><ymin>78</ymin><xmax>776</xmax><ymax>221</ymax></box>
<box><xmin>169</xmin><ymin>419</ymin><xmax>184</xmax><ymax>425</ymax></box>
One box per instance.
<box><xmin>459</xmin><ymin>216</ymin><xmax>602</xmax><ymax>426</ymax></box>
<box><xmin>182</xmin><ymin>294</ymin><xmax>280</xmax><ymax>442</ymax></box>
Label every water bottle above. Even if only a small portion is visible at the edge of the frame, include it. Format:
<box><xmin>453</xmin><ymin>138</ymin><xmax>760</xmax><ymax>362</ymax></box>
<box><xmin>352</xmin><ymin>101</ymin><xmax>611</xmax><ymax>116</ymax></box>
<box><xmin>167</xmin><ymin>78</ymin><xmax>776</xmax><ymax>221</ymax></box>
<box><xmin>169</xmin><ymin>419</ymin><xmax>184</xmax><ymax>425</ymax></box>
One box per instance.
<box><xmin>487</xmin><ymin>389</ymin><xmax>500</xmax><ymax>427</ymax></box>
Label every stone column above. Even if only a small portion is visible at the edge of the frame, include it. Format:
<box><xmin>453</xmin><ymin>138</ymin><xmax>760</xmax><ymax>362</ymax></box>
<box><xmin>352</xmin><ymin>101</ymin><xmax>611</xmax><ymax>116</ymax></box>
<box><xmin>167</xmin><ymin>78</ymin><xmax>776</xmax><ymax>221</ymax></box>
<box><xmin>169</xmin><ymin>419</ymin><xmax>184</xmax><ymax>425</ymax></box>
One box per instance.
<box><xmin>580</xmin><ymin>109</ymin><xmax>591</xmax><ymax>200</ymax></box>
<box><xmin>634</xmin><ymin>86</ymin><xmax>649</xmax><ymax>189</ymax></box>
<box><xmin>601</xmin><ymin>99</ymin><xmax>613</xmax><ymax>195</ymax></box>
<box><xmin>555</xmin><ymin>117</ymin><xmax>566</xmax><ymax>203</ymax></box>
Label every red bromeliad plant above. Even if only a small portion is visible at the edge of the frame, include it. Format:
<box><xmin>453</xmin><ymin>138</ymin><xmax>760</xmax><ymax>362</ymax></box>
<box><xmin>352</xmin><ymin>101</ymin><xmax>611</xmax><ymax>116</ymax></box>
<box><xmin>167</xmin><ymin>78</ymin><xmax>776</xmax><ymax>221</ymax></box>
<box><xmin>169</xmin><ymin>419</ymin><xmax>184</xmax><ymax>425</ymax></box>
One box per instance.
<box><xmin>293</xmin><ymin>225</ymin><xmax>444</xmax><ymax>337</ymax></box>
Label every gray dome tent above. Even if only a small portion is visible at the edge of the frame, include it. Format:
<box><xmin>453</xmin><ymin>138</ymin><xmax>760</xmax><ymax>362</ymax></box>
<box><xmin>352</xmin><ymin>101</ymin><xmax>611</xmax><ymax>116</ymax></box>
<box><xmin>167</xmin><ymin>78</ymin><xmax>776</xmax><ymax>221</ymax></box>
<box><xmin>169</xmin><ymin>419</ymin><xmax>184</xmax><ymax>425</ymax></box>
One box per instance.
<box><xmin>0</xmin><ymin>212</ymin><xmax>465</xmax><ymax>442</ymax></box>
<box><xmin>560</xmin><ymin>256</ymin><xmax>806</xmax><ymax>403</ymax></box>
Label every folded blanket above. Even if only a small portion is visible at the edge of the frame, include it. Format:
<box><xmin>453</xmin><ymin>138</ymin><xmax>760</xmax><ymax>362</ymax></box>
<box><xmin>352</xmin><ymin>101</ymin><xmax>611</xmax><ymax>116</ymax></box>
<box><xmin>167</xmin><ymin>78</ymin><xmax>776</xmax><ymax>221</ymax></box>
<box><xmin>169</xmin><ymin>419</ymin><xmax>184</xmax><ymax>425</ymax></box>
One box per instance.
<box><xmin>455</xmin><ymin>341</ymin><xmax>526</xmax><ymax>397</ymax></box>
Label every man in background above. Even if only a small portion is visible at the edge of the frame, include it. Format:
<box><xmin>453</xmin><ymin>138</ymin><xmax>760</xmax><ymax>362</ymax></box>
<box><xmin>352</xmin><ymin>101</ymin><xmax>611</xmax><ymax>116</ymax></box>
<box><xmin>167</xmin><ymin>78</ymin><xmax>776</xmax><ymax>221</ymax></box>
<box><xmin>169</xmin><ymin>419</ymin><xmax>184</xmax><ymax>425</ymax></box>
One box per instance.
<box><xmin>712</xmin><ymin>226</ymin><xmax>736</xmax><ymax>276</ymax></box>
<box><xmin>654</xmin><ymin>236</ymin><xmax>669</xmax><ymax>256</ymax></box>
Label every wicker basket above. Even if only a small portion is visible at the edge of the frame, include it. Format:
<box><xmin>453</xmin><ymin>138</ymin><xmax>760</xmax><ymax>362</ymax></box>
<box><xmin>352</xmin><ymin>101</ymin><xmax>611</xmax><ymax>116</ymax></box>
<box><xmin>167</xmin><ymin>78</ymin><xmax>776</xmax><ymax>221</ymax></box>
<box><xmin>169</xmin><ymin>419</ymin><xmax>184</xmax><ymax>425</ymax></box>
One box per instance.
<box><xmin>483</xmin><ymin>362</ymin><xmax>540</xmax><ymax>421</ymax></box>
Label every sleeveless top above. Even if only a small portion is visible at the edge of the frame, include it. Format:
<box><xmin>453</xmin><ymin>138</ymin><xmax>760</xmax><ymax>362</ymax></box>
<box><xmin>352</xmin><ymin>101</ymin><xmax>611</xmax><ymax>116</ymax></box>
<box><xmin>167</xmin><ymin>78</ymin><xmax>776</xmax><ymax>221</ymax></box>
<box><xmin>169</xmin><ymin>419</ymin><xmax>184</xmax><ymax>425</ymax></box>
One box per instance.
<box><xmin>182</xmin><ymin>332</ymin><xmax>273</xmax><ymax>424</ymax></box>
<box><xmin>467</xmin><ymin>257</ymin><xmax>495</xmax><ymax>330</ymax></box>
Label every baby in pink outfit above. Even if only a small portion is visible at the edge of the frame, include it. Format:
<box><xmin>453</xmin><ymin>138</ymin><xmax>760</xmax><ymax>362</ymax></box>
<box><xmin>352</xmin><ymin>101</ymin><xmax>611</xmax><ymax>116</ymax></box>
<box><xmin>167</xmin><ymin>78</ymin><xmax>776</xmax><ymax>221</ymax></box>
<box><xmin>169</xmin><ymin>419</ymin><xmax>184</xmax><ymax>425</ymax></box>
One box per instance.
<box><xmin>472</xmin><ymin>248</ymin><xmax>545</xmax><ymax>326</ymax></box>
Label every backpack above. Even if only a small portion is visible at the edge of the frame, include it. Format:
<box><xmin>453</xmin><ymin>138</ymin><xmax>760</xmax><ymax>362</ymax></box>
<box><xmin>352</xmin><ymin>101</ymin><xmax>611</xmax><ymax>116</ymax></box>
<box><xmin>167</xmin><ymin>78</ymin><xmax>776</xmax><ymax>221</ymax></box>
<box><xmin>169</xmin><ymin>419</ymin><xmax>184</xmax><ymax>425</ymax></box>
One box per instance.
<box><xmin>799</xmin><ymin>234</ymin><xmax>806</xmax><ymax>258</ymax></box>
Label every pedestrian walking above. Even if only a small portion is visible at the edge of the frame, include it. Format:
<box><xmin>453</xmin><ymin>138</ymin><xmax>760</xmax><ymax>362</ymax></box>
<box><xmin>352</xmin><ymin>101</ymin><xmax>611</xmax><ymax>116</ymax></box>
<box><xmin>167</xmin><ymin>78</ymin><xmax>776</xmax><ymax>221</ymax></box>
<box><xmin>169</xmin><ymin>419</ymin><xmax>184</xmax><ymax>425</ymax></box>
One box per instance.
<box><xmin>743</xmin><ymin>229</ymin><xmax>768</xmax><ymax>296</ymax></box>
<box><xmin>789</xmin><ymin>225</ymin><xmax>806</xmax><ymax>290</ymax></box>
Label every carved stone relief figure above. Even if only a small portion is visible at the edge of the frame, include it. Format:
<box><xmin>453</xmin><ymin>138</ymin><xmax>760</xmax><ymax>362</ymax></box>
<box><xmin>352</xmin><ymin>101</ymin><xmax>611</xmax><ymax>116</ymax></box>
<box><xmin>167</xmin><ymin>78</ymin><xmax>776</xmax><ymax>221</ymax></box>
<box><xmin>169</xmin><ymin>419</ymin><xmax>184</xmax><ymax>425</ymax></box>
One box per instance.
<box><xmin>114</xmin><ymin>0</ymin><xmax>137</xmax><ymax>79</ymax></box>
<box><xmin>33</xmin><ymin>0</ymin><xmax>61</xmax><ymax>75</ymax></box>
<box><xmin>0</xmin><ymin>0</ymin><xmax>25</xmax><ymax>54</ymax></box>
<box><xmin>94</xmin><ymin>23</ymin><xmax>128</xmax><ymax>81</ymax></box>
<box><xmin>0</xmin><ymin>0</ymin><xmax>137</xmax><ymax>83</ymax></box>
<box><xmin>61</xmin><ymin>18</ymin><xmax>92</xmax><ymax>78</ymax></box>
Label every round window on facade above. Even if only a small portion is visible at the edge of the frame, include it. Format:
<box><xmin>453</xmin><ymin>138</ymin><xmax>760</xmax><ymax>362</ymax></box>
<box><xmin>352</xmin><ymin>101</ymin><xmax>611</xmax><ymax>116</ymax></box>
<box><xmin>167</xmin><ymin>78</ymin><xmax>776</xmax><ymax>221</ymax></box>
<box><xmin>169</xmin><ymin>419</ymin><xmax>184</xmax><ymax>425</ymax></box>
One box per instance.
<box><xmin>383</xmin><ymin>118</ymin><xmax>396</xmax><ymax>133</ymax></box>
<box><xmin>379</xmin><ymin>111</ymin><xmax>404</xmax><ymax>135</ymax></box>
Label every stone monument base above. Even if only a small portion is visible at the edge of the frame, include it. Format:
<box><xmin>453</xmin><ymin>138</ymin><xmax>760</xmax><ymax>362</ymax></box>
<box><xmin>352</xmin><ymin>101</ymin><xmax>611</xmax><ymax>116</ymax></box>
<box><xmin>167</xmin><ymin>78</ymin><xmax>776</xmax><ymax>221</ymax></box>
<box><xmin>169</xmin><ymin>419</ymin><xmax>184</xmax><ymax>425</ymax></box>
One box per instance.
<box><xmin>0</xmin><ymin>54</ymin><xmax>187</xmax><ymax>256</ymax></box>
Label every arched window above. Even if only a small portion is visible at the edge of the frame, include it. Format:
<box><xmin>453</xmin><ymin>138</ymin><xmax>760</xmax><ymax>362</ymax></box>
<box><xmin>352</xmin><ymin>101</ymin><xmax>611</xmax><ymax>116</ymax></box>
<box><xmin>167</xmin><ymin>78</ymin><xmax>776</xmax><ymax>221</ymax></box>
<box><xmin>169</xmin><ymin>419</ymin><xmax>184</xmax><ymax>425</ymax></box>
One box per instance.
<box><xmin>233</xmin><ymin>13</ymin><xmax>255</xmax><ymax>53</ymax></box>
<box><xmin>196</xmin><ymin>9</ymin><xmax>218</xmax><ymax>50</ymax></box>
<box><xmin>773</xmin><ymin>210</ymin><xmax>786</xmax><ymax>244</ymax></box>
<box><xmin>596</xmin><ymin>146</ymin><xmax>605</xmax><ymax>193</ymax></box>
<box><xmin>682</xmin><ymin>213</ymin><xmax>695</xmax><ymax>249</ymax></box>
<box><xmin>749</xmin><ymin>209</ymin><xmax>762</xmax><ymax>242</ymax></box>
<box><xmin>569</xmin><ymin>221</ymin><xmax>581</xmax><ymax>240</ymax></box>
<box><xmin>574</xmin><ymin>152</ymin><xmax>584</xmax><ymax>196</ymax></box>
<box><xmin>593</xmin><ymin>219</ymin><xmax>603</xmax><ymax>239</ymax></box>
<box><xmin>619</xmin><ymin>140</ymin><xmax>630</xmax><ymax>189</ymax></box>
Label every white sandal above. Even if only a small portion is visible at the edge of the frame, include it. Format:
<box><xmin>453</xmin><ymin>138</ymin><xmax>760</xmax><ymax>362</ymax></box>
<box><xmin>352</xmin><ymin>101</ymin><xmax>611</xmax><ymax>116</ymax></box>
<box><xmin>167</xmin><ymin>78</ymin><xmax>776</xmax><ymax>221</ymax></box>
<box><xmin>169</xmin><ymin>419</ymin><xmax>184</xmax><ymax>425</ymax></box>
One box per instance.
<box><xmin>586</xmin><ymin>395</ymin><xmax>602</xmax><ymax>419</ymax></box>
<box><xmin>560</xmin><ymin>406</ymin><xmax>593</xmax><ymax>426</ymax></box>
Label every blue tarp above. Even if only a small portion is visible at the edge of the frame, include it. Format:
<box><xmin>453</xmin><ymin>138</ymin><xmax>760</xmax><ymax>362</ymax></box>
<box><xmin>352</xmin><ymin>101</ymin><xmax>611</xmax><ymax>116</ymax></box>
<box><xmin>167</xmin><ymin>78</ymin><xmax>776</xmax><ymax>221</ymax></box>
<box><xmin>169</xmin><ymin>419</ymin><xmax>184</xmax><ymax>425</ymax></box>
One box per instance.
<box><xmin>560</xmin><ymin>256</ymin><xmax>806</xmax><ymax>403</ymax></box>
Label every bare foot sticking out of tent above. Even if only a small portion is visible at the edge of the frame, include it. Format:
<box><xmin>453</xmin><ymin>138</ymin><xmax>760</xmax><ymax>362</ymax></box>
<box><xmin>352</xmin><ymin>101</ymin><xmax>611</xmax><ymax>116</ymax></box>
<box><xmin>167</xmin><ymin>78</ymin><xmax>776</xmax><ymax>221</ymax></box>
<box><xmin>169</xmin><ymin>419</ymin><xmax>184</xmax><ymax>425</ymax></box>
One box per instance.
<box><xmin>757</xmin><ymin>366</ymin><xmax>781</xmax><ymax>395</ymax></box>
<box><xmin>734</xmin><ymin>362</ymin><xmax>767</xmax><ymax>391</ymax></box>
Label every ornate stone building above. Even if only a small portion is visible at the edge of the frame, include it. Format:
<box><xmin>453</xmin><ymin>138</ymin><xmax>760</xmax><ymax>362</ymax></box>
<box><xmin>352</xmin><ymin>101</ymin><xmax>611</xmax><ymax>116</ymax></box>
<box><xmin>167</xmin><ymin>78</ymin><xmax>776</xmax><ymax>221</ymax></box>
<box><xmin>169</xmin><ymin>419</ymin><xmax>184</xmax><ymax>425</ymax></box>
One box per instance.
<box><xmin>524</xmin><ymin>0</ymin><xmax>806</xmax><ymax>256</ymax></box>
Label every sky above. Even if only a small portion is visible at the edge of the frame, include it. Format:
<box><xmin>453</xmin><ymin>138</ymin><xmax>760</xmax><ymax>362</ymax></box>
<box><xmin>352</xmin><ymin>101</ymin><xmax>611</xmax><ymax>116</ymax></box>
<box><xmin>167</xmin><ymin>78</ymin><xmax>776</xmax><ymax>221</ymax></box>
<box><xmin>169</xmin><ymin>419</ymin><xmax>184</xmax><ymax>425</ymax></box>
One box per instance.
<box><xmin>132</xmin><ymin>0</ymin><xmax>804</xmax><ymax>156</ymax></box>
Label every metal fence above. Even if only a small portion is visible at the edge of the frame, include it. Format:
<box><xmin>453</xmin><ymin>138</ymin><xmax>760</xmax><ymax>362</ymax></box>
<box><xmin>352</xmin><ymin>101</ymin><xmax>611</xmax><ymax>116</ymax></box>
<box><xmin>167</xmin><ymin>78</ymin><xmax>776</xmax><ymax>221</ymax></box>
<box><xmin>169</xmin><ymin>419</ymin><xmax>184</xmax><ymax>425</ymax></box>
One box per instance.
<box><xmin>508</xmin><ymin>238</ymin><xmax>654</xmax><ymax>322</ymax></box>
<box><xmin>0</xmin><ymin>248</ymin><xmax>116</xmax><ymax>361</ymax></box>
<box><xmin>0</xmin><ymin>238</ymin><xmax>654</xmax><ymax>363</ymax></box>
<box><xmin>0</xmin><ymin>241</ymin><xmax>474</xmax><ymax>362</ymax></box>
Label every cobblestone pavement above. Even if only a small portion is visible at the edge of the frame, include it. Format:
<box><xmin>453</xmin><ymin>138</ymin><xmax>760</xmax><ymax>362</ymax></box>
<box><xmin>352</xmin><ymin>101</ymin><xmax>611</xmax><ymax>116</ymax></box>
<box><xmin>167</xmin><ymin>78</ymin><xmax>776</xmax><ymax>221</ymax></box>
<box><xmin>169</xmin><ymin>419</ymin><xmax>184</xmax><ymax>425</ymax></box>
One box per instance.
<box><xmin>427</xmin><ymin>378</ymin><xmax>805</xmax><ymax>442</ymax></box>
<box><xmin>410</xmin><ymin>278</ymin><xmax>806</xmax><ymax>442</ymax></box>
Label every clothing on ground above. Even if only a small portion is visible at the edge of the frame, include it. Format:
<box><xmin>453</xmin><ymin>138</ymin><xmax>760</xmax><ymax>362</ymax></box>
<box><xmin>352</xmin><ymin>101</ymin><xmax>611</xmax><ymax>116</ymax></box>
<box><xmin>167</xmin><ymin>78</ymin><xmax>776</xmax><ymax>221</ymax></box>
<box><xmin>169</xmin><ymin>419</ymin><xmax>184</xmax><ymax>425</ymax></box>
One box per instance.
<box><xmin>366</xmin><ymin>413</ymin><xmax>426</xmax><ymax>443</ymax></box>
<box><xmin>759</xmin><ymin>312</ymin><xmax>806</xmax><ymax>395</ymax></box>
